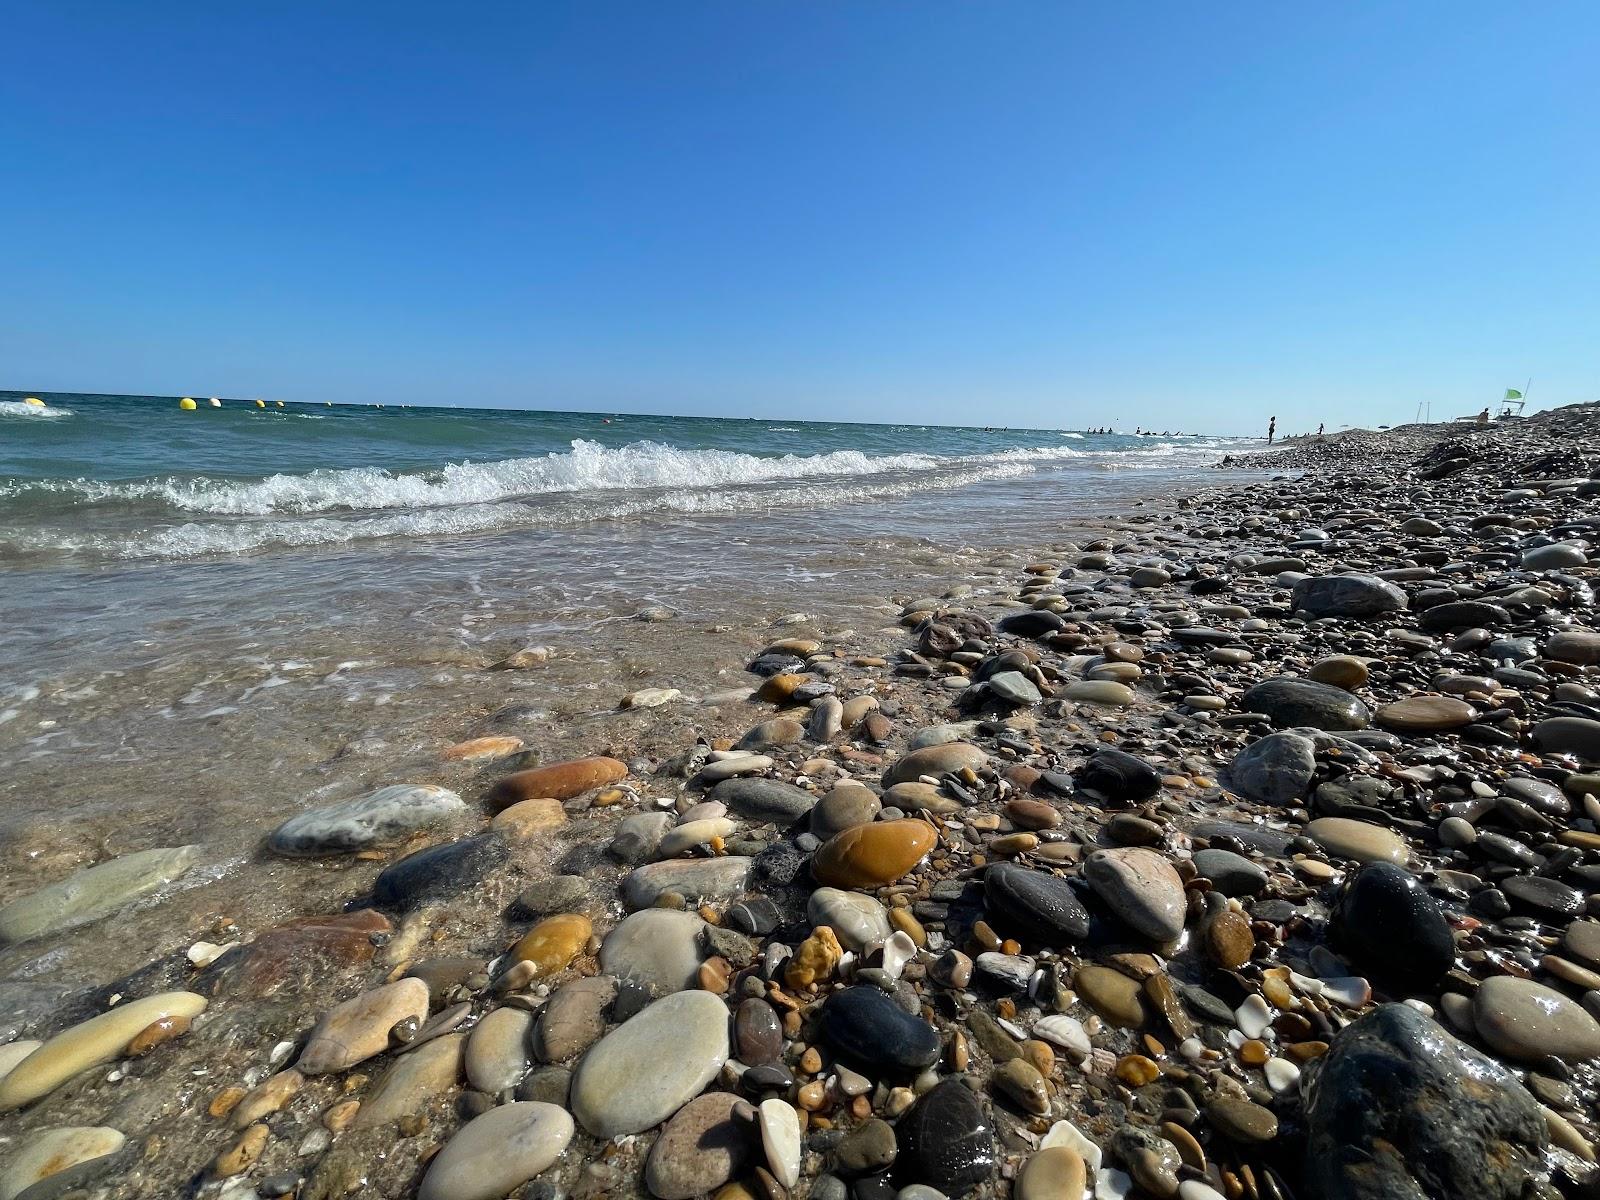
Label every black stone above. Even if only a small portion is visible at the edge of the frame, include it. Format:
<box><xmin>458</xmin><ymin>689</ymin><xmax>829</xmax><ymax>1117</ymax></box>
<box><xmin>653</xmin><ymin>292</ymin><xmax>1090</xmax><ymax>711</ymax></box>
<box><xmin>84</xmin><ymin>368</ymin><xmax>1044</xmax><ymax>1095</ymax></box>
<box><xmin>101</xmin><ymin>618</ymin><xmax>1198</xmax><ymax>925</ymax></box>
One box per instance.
<box><xmin>1074</xmin><ymin>748</ymin><xmax>1161</xmax><ymax>803</ymax></box>
<box><xmin>1240</xmin><ymin>678</ymin><xmax>1371</xmax><ymax>731</ymax></box>
<box><xmin>998</xmin><ymin>610</ymin><xmax>1066</xmax><ymax>638</ymax></box>
<box><xmin>748</xmin><ymin>653</ymin><xmax>806</xmax><ymax>676</ymax></box>
<box><xmin>1330</xmin><ymin>863</ymin><xmax>1455</xmax><ymax>992</ymax></box>
<box><xmin>1304</xmin><ymin>1004</ymin><xmax>1546</xmax><ymax>1200</ymax></box>
<box><xmin>372</xmin><ymin>834</ymin><xmax>509</xmax><ymax>910</ymax></box>
<box><xmin>1501</xmin><ymin>874</ymin><xmax>1585</xmax><ymax>919</ymax></box>
<box><xmin>710</xmin><ymin>777</ymin><xmax>816</xmax><ymax>824</ymax></box>
<box><xmin>819</xmin><ymin>986</ymin><xmax>941</xmax><ymax>1079</ymax></box>
<box><xmin>982</xmin><ymin>862</ymin><xmax>1091</xmax><ymax>946</ymax></box>
<box><xmin>894</xmin><ymin>1077</ymin><xmax>997</xmax><ymax>1198</ymax></box>
<box><xmin>1419</xmin><ymin>600</ymin><xmax>1512</xmax><ymax>630</ymax></box>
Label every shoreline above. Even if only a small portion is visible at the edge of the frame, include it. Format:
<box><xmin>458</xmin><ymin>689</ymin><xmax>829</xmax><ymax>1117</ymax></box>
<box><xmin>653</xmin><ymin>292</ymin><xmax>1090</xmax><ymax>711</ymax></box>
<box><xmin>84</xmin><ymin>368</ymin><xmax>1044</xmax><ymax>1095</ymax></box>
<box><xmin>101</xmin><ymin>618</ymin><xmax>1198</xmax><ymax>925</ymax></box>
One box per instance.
<box><xmin>0</xmin><ymin>405</ymin><xmax>1597</xmax><ymax>1199</ymax></box>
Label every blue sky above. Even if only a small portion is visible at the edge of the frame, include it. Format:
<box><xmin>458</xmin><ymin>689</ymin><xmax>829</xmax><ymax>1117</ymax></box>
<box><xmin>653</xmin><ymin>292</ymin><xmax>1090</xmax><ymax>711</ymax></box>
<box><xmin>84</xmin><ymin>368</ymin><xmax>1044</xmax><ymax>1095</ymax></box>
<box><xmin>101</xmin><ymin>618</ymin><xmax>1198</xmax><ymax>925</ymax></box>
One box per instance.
<box><xmin>2</xmin><ymin>4</ymin><xmax>1595</xmax><ymax>433</ymax></box>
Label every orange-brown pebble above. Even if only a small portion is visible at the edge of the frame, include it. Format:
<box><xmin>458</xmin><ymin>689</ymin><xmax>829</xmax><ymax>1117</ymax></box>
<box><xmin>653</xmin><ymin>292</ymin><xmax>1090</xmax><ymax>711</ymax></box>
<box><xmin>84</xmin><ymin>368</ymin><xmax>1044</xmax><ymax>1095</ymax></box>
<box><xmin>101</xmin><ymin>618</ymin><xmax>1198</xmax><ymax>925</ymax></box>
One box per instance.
<box><xmin>1160</xmin><ymin>1120</ymin><xmax>1207</xmax><ymax>1171</ymax></box>
<box><xmin>799</xmin><ymin>1046</ymin><xmax>823</xmax><ymax>1074</ymax></box>
<box><xmin>213</xmin><ymin>1123</ymin><xmax>269</xmax><ymax>1178</ymax></box>
<box><xmin>126</xmin><ymin>1013</ymin><xmax>192</xmax><ymax>1058</ymax></box>
<box><xmin>810</xmin><ymin>820</ymin><xmax>937</xmax><ymax>888</ymax></box>
<box><xmin>442</xmin><ymin>735</ymin><xmax>524</xmax><ymax>762</ymax></box>
<box><xmin>231</xmin><ymin>1069</ymin><xmax>304</xmax><ymax>1128</ymax></box>
<box><xmin>785</xmin><ymin>927</ymin><xmax>843</xmax><ymax>990</ymax></box>
<box><xmin>323</xmin><ymin>1099</ymin><xmax>361</xmax><ymax>1132</ymax></box>
<box><xmin>488</xmin><ymin>756</ymin><xmax>628</xmax><ymax>811</ymax></box>
<box><xmin>797</xmin><ymin>1080</ymin><xmax>827</xmax><ymax>1111</ymax></box>
<box><xmin>510</xmin><ymin>913</ymin><xmax>592</xmax><ymax>977</ymax></box>
<box><xmin>1238</xmin><ymin>1039</ymin><xmax>1269</xmax><ymax>1066</ymax></box>
<box><xmin>888</xmin><ymin>907</ymin><xmax>926</xmax><ymax>946</ymax></box>
<box><xmin>996</xmin><ymin>997</ymin><xmax>1017</xmax><ymax>1020</ymax></box>
<box><xmin>1020</xmin><ymin>1039</ymin><xmax>1055</xmax><ymax>1077</ymax></box>
<box><xmin>1115</xmin><ymin>1054</ymin><xmax>1161</xmax><ymax>1087</ymax></box>
<box><xmin>1000</xmin><ymin>939</ymin><xmax>1022</xmax><ymax>956</ymax></box>
<box><xmin>209</xmin><ymin>1087</ymin><xmax>246</xmax><ymax>1120</ymax></box>
<box><xmin>698</xmin><ymin>957</ymin><xmax>731</xmax><ymax>993</ymax></box>
<box><xmin>1287</xmin><ymin>1040</ymin><xmax>1330</xmax><ymax>1062</ymax></box>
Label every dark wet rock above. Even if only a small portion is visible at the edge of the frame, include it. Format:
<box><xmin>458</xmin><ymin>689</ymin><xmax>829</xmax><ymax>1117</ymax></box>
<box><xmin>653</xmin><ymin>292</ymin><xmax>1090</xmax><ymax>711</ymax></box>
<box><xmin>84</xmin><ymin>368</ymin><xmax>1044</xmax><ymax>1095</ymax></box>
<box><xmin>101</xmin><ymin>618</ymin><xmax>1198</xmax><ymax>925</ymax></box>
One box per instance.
<box><xmin>372</xmin><ymin>834</ymin><xmax>510</xmax><ymax>910</ymax></box>
<box><xmin>1419</xmin><ymin>600</ymin><xmax>1512</xmax><ymax>630</ymax></box>
<box><xmin>982</xmin><ymin>862</ymin><xmax>1091</xmax><ymax>946</ymax></box>
<box><xmin>1501</xmin><ymin>875</ymin><xmax>1585</xmax><ymax>919</ymax></box>
<box><xmin>819</xmin><ymin>987</ymin><xmax>940</xmax><ymax>1079</ymax></box>
<box><xmin>1230</xmin><ymin>731</ymin><xmax>1317</xmax><ymax>805</ymax></box>
<box><xmin>1330</xmin><ymin>863</ymin><xmax>1455</xmax><ymax>993</ymax></box>
<box><xmin>1074</xmin><ymin>748</ymin><xmax>1161</xmax><ymax>803</ymax></box>
<box><xmin>835</xmin><ymin>1118</ymin><xmax>897</xmax><ymax>1175</ymax></box>
<box><xmin>511</xmin><ymin>875</ymin><xmax>590</xmax><ymax>919</ymax></box>
<box><xmin>1531</xmin><ymin>717</ymin><xmax>1600</xmax><ymax>760</ymax></box>
<box><xmin>1192</xmin><ymin>848</ymin><xmax>1268</xmax><ymax>896</ymax></box>
<box><xmin>735</xmin><ymin>998</ymin><xmax>783</xmax><ymax>1065</ymax></box>
<box><xmin>1304</xmin><ymin>1003</ymin><xmax>1546</xmax><ymax>1200</ymax></box>
<box><xmin>998</xmin><ymin>611</ymin><xmax>1065</xmax><ymax>638</ymax></box>
<box><xmin>894</xmin><ymin>1077</ymin><xmax>996</xmax><ymax>1198</ymax></box>
<box><xmin>710</xmin><ymin>777</ymin><xmax>816</xmax><ymax>824</ymax></box>
<box><xmin>1241</xmin><ymin>678</ymin><xmax>1371</xmax><ymax>731</ymax></box>
<box><xmin>1292</xmin><ymin>574</ymin><xmax>1407</xmax><ymax>618</ymax></box>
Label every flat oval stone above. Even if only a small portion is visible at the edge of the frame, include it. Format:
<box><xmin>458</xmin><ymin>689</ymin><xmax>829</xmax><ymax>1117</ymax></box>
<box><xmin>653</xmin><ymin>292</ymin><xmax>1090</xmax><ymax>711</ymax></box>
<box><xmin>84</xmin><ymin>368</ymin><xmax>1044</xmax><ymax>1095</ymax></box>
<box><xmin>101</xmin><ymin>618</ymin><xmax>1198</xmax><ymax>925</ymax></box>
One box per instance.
<box><xmin>1307</xmin><ymin>817</ymin><xmax>1407</xmax><ymax>866</ymax></box>
<box><xmin>808</xmin><ymin>888</ymin><xmax>893</xmax><ymax>951</ymax></box>
<box><xmin>983</xmin><ymin>863</ymin><xmax>1090</xmax><ymax>945</ymax></box>
<box><xmin>0</xmin><ymin>1125</ymin><xmax>126</xmax><ymax>1199</ymax></box>
<box><xmin>1376</xmin><ymin>695</ymin><xmax>1478</xmax><ymax>732</ymax></box>
<box><xmin>355</xmin><ymin>1032</ymin><xmax>465</xmax><ymax>1128</ymax></box>
<box><xmin>735</xmin><ymin>998</ymin><xmax>784</xmax><ymax>1065</ymax></box>
<box><xmin>657</xmin><ymin>818</ymin><xmax>738</xmax><ymax>859</ymax></box>
<box><xmin>1473</xmin><ymin>976</ymin><xmax>1600</xmax><ymax>1063</ymax></box>
<box><xmin>0</xmin><ymin>992</ymin><xmax>209</xmax><ymax>1111</ymax></box>
<box><xmin>268</xmin><ymin>785</ymin><xmax>463</xmax><ymax>857</ymax></box>
<box><xmin>372</xmin><ymin>834</ymin><xmax>510</xmax><ymax>909</ymax></box>
<box><xmin>1291</xmin><ymin>573</ymin><xmax>1407</xmax><ymax>618</ymax></box>
<box><xmin>1191</xmin><ymin>849</ymin><xmax>1268</xmax><ymax>897</ymax></box>
<box><xmin>510</xmin><ymin>913</ymin><xmax>592</xmax><ymax>979</ymax></box>
<box><xmin>1308</xmin><ymin>656</ymin><xmax>1369</xmax><ymax>689</ymax></box>
<box><xmin>1083</xmin><ymin>848</ymin><xmax>1186</xmax><ymax>942</ymax></box>
<box><xmin>599</xmin><ymin>909</ymin><xmax>709</xmax><ymax>994</ymax></box>
<box><xmin>489</xmin><ymin>756</ymin><xmax>628</xmax><ymax>811</ymax></box>
<box><xmin>1331</xmin><ymin>863</ymin><xmax>1454</xmax><ymax>991</ymax></box>
<box><xmin>1501</xmin><ymin>875</ymin><xmax>1584</xmax><ymax>919</ymax></box>
<box><xmin>810</xmin><ymin>783</ymin><xmax>882</xmax><ymax>838</ymax></box>
<box><xmin>1073</xmin><ymin>965</ymin><xmax>1145</xmax><ymax>1028</ymax></box>
<box><xmin>1242</xmin><ymin>678</ymin><xmax>1371</xmax><ymax>731</ymax></box>
<box><xmin>298</xmin><ymin>978</ymin><xmax>430</xmax><ymax>1075</ymax></box>
<box><xmin>644</xmin><ymin>1091</ymin><xmax>751</xmax><ymax>1200</ymax></box>
<box><xmin>1532</xmin><ymin>717</ymin><xmax>1600</xmax><ymax>760</ymax></box>
<box><xmin>1564</xmin><ymin>921</ymin><xmax>1600</xmax><ymax>968</ymax></box>
<box><xmin>535</xmin><ymin>977</ymin><xmax>615</xmax><ymax>1063</ymax></box>
<box><xmin>620</xmin><ymin>858</ymin><xmax>752</xmax><ymax>910</ymax></box>
<box><xmin>1546</xmin><ymin>630</ymin><xmax>1600</xmax><ymax>665</ymax></box>
<box><xmin>1062</xmin><ymin>680</ymin><xmax>1135</xmax><ymax>706</ymax></box>
<box><xmin>882</xmin><ymin>743</ymin><xmax>988</xmax><ymax>787</ymax></box>
<box><xmin>895</xmin><ymin>1077</ymin><xmax>997</xmax><ymax>1197</ymax></box>
<box><xmin>708</xmin><ymin>777</ymin><xmax>816</xmax><ymax>824</ymax></box>
<box><xmin>811</xmin><ymin>821</ymin><xmax>936</xmax><ymax>888</ymax></box>
<box><xmin>417</xmin><ymin>1101</ymin><xmax>574</xmax><ymax>1200</ymax></box>
<box><xmin>0</xmin><ymin>845</ymin><xmax>202</xmax><ymax>946</ymax></box>
<box><xmin>570</xmin><ymin>990</ymin><xmax>730</xmax><ymax>1137</ymax></box>
<box><xmin>819</xmin><ymin>986</ymin><xmax>940</xmax><ymax>1078</ymax></box>
<box><xmin>465</xmin><ymin>1006</ymin><xmax>533</xmax><ymax>1093</ymax></box>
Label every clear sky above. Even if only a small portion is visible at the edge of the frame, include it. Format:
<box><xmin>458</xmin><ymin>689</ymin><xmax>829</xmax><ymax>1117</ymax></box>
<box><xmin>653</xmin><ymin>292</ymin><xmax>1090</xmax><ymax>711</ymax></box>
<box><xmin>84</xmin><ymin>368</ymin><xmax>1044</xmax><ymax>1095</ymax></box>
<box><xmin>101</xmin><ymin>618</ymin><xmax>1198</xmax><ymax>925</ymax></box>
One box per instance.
<box><xmin>2</xmin><ymin>4</ymin><xmax>1596</xmax><ymax>433</ymax></box>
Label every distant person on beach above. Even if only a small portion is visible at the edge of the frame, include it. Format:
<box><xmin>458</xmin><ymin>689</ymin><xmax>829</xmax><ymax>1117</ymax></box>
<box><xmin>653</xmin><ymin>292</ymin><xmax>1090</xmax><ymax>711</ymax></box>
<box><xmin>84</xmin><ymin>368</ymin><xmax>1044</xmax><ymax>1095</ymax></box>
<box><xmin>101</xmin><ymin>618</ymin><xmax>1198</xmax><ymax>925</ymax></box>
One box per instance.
<box><xmin>1267</xmin><ymin>416</ymin><xmax>1276</xmax><ymax>444</ymax></box>
<box><xmin>1477</xmin><ymin>407</ymin><xmax>1490</xmax><ymax>426</ymax></box>
<box><xmin>1316</xmin><ymin>423</ymin><xmax>1324</xmax><ymax>438</ymax></box>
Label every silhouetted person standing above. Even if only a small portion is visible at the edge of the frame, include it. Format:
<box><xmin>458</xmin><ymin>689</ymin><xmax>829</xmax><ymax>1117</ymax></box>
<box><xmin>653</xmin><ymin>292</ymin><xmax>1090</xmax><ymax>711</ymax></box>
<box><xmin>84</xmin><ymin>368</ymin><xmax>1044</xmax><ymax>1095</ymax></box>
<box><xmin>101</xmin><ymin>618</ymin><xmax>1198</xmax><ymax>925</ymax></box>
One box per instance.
<box><xmin>1267</xmin><ymin>416</ymin><xmax>1277</xmax><ymax>444</ymax></box>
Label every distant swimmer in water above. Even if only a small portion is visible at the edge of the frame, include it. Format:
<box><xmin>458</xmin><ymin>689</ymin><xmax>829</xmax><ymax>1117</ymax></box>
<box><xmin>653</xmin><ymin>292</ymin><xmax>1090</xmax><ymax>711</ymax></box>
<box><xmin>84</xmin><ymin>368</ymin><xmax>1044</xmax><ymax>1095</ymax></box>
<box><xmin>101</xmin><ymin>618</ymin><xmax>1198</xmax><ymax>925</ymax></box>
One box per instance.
<box><xmin>1267</xmin><ymin>416</ymin><xmax>1277</xmax><ymax>444</ymax></box>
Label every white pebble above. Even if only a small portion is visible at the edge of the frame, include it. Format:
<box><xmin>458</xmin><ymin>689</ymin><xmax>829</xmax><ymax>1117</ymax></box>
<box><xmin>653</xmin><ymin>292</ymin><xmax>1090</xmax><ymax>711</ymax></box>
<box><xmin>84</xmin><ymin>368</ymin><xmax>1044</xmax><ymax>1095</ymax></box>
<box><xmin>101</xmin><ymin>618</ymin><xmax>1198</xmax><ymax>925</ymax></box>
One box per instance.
<box><xmin>1264</xmin><ymin>1057</ymin><xmax>1300</xmax><ymax>1094</ymax></box>
<box><xmin>758</xmin><ymin>1098</ymin><xmax>801</xmax><ymax>1189</ymax></box>
<box><xmin>1321</xmin><ymin>977</ymin><xmax>1372</xmax><ymax>1009</ymax></box>
<box><xmin>1235</xmin><ymin>994</ymin><xmax>1273</xmax><ymax>1039</ymax></box>
<box><xmin>187</xmin><ymin>941</ymin><xmax>227</xmax><ymax>968</ymax></box>
<box><xmin>1041</xmin><ymin>1118</ymin><xmax>1102</xmax><ymax>1177</ymax></box>
<box><xmin>1032</xmin><ymin>1015</ymin><xmax>1091</xmax><ymax>1062</ymax></box>
<box><xmin>880</xmin><ymin>931</ymin><xmax>917</xmax><ymax>981</ymax></box>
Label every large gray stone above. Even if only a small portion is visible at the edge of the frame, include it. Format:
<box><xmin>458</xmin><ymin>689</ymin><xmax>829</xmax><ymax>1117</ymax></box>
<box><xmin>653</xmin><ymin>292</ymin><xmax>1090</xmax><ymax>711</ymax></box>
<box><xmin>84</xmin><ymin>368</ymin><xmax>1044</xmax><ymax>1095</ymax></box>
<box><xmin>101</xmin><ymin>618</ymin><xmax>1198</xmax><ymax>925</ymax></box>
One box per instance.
<box><xmin>1230</xmin><ymin>732</ymin><xmax>1316</xmax><ymax>805</ymax></box>
<box><xmin>570</xmin><ymin>991</ymin><xmax>730</xmax><ymax>1137</ymax></box>
<box><xmin>599</xmin><ymin>910</ymin><xmax>709</xmax><ymax>994</ymax></box>
<box><xmin>267</xmin><ymin>784</ymin><xmax>464</xmax><ymax>857</ymax></box>
<box><xmin>619</xmin><ymin>858</ymin><xmax>752</xmax><ymax>910</ymax></box>
<box><xmin>1303</xmin><ymin>1004</ymin><xmax>1546</xmax><ymax>1200</ymax></box>
<box><xmin>0</xmin><ymin>846</ymin><xmax>201</xmax><ymax>946</ymax></box>
<box><xmin>709</xmin><ymin>778</ymin><xmax>816</xmax><ymax>824</ymax></box>
<box><xmin>1291</xmin><ymin>574</ymin><xmax>1407</xmax><ymax>618</ymax></box>
<box><xmin>1241</xmin><ymin>678</ymin><xmax>1371</xmax><ymax>731</ymax></box>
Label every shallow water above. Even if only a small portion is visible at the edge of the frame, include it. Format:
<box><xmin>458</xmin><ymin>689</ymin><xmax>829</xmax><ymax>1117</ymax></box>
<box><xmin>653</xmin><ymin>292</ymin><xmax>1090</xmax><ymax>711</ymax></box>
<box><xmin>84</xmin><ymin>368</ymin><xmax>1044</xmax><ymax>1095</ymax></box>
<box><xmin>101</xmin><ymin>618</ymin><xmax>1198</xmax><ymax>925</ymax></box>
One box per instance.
<box><xmin>0</xmin><ymin>390</ymin><xmax>1259</xmax><ymax>992</ymax></box>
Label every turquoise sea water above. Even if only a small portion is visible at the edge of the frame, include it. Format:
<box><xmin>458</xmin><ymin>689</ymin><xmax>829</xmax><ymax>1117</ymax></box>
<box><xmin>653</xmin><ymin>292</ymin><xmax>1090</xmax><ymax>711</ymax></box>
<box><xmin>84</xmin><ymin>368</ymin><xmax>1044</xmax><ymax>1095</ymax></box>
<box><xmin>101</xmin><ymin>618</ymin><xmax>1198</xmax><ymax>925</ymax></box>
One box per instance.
<box><xmin>1</xmin><ymin>391</ymin><xmax>1241</xmax><ymax>562</ymax></box>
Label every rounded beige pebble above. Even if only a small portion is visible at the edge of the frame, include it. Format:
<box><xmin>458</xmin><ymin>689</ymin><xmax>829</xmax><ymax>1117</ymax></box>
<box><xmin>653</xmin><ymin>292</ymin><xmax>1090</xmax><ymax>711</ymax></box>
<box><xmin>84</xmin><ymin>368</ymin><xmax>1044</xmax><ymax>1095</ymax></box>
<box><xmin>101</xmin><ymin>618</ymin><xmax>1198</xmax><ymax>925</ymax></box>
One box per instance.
<box><xmin>1017</xmin><ymin>1145</ymin><xmax>1086</xmax><ymax>1200</ymax></box>
<box><xmin>0</xmin><ymin>1125</ymin><xmax>126</xmax><ymax>1200</ymax></box>
<box><xmin>418</xmin><ymin>1101</ymin><xmax>574</xmax><ymax>1200</ymax></box>
<box><xmin>0</xmin><ymin>992</ymin><xmax>208</xmax><ymax>1111</ymax></box>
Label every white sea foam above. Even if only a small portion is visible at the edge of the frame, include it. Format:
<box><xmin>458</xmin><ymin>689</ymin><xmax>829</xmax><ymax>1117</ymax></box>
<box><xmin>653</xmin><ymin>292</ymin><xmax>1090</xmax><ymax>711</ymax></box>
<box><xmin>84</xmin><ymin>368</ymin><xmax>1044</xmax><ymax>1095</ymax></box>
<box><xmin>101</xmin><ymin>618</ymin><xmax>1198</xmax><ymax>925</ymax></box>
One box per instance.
<box><xmin>0</xmin><ymin>401</ymin><xmax>73</xmax><ymax>419</ymax></box>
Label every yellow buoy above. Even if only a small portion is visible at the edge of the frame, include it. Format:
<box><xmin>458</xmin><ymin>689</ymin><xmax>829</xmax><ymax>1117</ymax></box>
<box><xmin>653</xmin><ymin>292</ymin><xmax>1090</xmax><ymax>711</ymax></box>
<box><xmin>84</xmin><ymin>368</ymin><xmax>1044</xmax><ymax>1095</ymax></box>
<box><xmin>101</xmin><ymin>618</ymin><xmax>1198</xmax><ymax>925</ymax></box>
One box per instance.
<box><xmin>179</xmin><ymin>397</ymin><xmax>197</xmax><ymax>411</ymax></box>
<box><xmin>255</xmin><ymin>399</ymin><xmax>265</xmax><ymax>408</ymax></box>
<box><xmin>23</xmin><ymin>396</ymin><xmax>44</xmax><ymax>407</ymax></box>
<box><xmin>209</xmin><ymin>397</ymin><xmax>221</xmax><ymax>407</ymax></box>
<box><xmin>275</xmin><ymin>400</ymin><xmax>284</xmax><ymax>408</ymax></box>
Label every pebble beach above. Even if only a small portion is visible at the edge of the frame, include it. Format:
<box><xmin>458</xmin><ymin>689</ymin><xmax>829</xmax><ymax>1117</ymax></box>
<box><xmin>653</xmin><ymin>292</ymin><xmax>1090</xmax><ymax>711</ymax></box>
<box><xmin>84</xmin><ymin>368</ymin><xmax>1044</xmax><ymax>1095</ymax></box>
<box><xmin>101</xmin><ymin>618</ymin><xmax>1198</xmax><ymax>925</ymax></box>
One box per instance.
<box><xmin>3</xmin><ymin>401</ymin><xmax>1600</xmax><ymax>1200</ymax></box>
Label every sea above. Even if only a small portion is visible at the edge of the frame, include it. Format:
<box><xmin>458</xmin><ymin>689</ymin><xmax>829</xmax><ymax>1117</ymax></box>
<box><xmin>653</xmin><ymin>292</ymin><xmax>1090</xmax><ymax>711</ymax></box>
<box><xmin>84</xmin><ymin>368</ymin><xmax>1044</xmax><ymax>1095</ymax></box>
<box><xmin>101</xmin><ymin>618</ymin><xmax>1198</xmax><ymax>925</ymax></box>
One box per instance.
<box><xmin>0</xmin><ymin>390</ymin><xmax>1257</xmax><ymax>992</ymax></box>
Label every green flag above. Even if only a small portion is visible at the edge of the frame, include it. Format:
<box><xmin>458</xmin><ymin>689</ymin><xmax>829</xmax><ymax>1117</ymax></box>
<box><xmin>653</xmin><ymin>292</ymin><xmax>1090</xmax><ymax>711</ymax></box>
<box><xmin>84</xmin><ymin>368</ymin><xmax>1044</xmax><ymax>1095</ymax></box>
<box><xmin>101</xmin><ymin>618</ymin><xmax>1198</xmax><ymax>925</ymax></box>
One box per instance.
<box><xmin>1504</xmin><ymin>388</ymin><xmax>1523</xmax><ymax>399</ymax></box>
